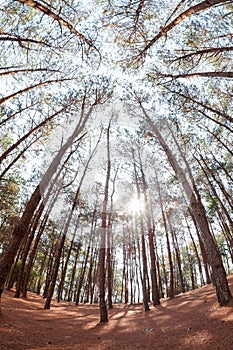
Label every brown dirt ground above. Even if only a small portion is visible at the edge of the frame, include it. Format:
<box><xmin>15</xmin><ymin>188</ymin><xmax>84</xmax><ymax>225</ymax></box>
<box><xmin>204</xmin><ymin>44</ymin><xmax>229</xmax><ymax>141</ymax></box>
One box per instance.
<box><xmin>1</xmin><ymin>276</ymin><xmax>233</xmax><ymax>350</ymax></box>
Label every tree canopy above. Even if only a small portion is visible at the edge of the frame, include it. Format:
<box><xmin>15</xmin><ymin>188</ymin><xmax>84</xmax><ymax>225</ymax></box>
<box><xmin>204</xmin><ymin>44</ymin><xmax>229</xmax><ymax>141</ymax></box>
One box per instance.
<box><xmin>0</xmin><ymin>0</ymin><xmax>232</xmax><ymax>320</ymax></box>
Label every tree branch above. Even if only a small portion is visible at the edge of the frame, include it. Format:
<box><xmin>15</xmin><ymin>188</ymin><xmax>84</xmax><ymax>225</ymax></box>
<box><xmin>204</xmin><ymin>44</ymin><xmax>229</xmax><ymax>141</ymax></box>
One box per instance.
<box><xmin>133</xmin><ymin>0</ymin><xmax>231</xmax><ymax>63</ymax></box>
<box><xmin>17</xmin><ymin>0</ymin><xmax>97</xmax><ymax>51</ymax></box>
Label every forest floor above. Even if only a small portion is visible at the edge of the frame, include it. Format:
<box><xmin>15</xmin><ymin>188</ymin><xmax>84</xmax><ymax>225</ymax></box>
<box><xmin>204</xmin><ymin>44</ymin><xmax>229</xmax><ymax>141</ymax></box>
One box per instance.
<box><xmin>1</xmin><ymin>276</ymin><xmax>233</xmax><ymax>350</ymax></box>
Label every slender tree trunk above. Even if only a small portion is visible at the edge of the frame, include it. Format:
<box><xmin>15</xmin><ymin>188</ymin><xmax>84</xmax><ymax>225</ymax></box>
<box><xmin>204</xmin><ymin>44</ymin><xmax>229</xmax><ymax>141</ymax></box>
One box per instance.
<box><xmin>161</xmin><ymin>244</ymin><xmax>169</xmax><ymax>298</ymax></box>
<box><xmin>42</xmin><ymin>232</ymin><xmax>58</xmax><ymax>298</ymax></box>
<box><xmin>75</xmin><ymin>243</ymin><xmax>91</xmax><ymax>305</ymax></box>
<box><xmin>185</xmin><ymin>217</ymin><xmax>205</xmax><ymax>287</ymax></box>
<box><xmin>132</xmin><ymin>149</ymin><xmax>150</xmax><ymax>311</ymax></box>
<box><xmin>199</xmin><ymin>154</ymin><xmax>233</xmax><ymax>211</ymax></box>
<box><xmin>188</xmin><ymin>208</ymin><xmax>211</xmax><ymax>285</ymax></box>
<box><xmin>67</xmin><ymin>241</ymin><xmax>82</xmax><ymax>302</ymax></box>
<box><xmin>90</xmin><ymin>248</ymin><xmax>99</xmax><ymax>304</ymax></box>
<box><xmin>170</xmin><ymin>227</ymin><xmax>185</xmax><ymax>294</ymax></box>
<box><xmin>124</xmin><ymin>247</ymin><xmax>129</xmax><ymax>304</ymax></box>
<box><xmin>85</xmin><ymin>246</ymin><xmax>95</xmax><ymax>303</ymax></box>
<box><xmin>140</xmin><ymin>226</ymin><xmax>150</xmax><ymax>311</ymax></box>
<box><xmin>155</xmin><ymin>175</ymin><xmax>174</xmax><ymax>299</ymax></box>
<box><xmin>14</xmin><ymin>201</ymin><xmax>45</xmax><ymax>298</ymax></box>
<box><xmin>22</xmin><ymin>144</ymin><xmax>81</xmax><ymax>298</ymax></box>
<box><xmin>121</xmin><ymin>239</ymin><xmax>126</xmax><ymax>304</ymax></box>
<box><xmin>98</xmin><ymin>121</ymin><xmax>112</xmax><ymax>322</ymax></box>
<box><xmin>57</xmin><ymin>232</ymin><xmax>76</xmax><ymax>302</ymax></box>
<box><xmin>139</xmin><ymin>158</ymin><xmax>160</xmax><ymax>305</ymax></box>
<box><xmin>35</xmin><ymin>245</ymin><xmax>49</xmax><ymax>295</ymax></box>
<box><xmin>106</xmin><ymin>167</ymin><xmax>118</xmax><ymax>309</ymax></box>
<box><xmin>154</xmin><ymin>235</ymin><xmax>163</xmax><ymax>298</ymax></box>
<box><xmin>22</xmin><ymin>185</ymin><xmax>61</xmax><ymax>298</ymax></box>
<box><xmin>58</xmin><ymin>216</ymin><xmax>81</xmax><ymax>302</ymax></box>
<box><xmin>44</xmin><ymin>233</ymin><xmax>66</xmax><ymax>309</ymax></box>
<box><xmin>44</xmin><ymin>134</ymin><xmax>100</xmax><ymax>309</ymax></box>
<box><xmin>107</xmin><ymin>216</ymin><xmax>113</xmax><ymax>309</ymax></box>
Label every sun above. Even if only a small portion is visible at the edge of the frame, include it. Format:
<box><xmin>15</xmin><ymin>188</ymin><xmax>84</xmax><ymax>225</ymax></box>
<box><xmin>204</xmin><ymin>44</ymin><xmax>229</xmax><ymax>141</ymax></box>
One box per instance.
<box><xmin>128</xmin><ymin>198</ymin><xmax>145</xmax><ymax>213</ymax></box>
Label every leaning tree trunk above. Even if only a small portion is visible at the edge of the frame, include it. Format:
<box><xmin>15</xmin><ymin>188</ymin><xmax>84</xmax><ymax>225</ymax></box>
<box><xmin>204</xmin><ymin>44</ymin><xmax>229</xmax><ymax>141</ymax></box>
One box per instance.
<box><xmin>139</xmin><ymin>101</ymin><xmax>231</xmax><ymax>305</ymax></box>
<box><xmin>14</xmin><ymin>217</ymin><xmax>41</xmax><ymax>298</ymax></box>
<box><xmin>44</xmin><ymin>132</ymin><xmax>101</xmax><ymax>309</ymax></box>
<box><xmin>23</xmin><ymin>147</ymin><xmax>77</xmax><ymax>298</ymax></box>
<box><xmin>22</xmin><ymin>184</ymin><xmax>62</xmax><ymax>298</ymax></box>
<box><xmin>0</xmin><ymin>96</ymin><xmax>99</xmax><ymax>302</ymax></box>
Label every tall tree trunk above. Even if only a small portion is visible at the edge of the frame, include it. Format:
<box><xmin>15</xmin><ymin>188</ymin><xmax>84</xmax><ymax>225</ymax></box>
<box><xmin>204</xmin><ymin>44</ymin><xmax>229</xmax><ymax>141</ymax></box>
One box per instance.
<box><xmin>107</xmin><ymin>167</ymin><xmax>118</xmax><ymax>309</ymax></box>
<box><xmin>44</xmin><ymin>132</ymin><xmax>101</xmax><ymax>309</ymax></box>
<box><xmin>124</xmin><ymin>247</ymin><xmax>129</xmax><ymax>304</ymax></box>
<box><xmin>170</xmin><ymin>226</ymin><xmax>185</xmax><ymax>294</ymax></box>
<box><xmin>184</xmin><ymin>214</ymin><xmax>205</xmax><ymax>287</ymax></box>
<box><xmin>184</xmin><ymin>240</ymin><xmax>196</xmax><ymax>290</ymax></box>
<box><xmin>106</xmin><ymin>215</ymin><xmax>113</xmax><ymax>309</ymax></box>
<box><xmin>98</xmin><ymin>121</ymin><xmax>112</xmax><ymax>322</ymax></box>
<box><xmin>36</xmin><ymin>247</ymin><xmax>49</xmax><ymax>295</ymax></box>
<box><xmin>155</xmin><ymin>175</ymin><xmax>174</xmax><ymax>299</ymax></box>
<box><xmin>75</xmin><ymin>242</ymin><xmax>91</xmax><ymax>305</ymax></box>
<box><xmin>139</xmin><ymin>100</ymin><xmax>231</xmax><ymax>305</ymax></box>
<box><xmin>14</xmin><ymin>201</ymin><xmax>45</xmax><ymax>298</ymax></box>
<box><xmin>44</xmin><ymin>233</ymin><xmax>66</xmax><ymax>309</ymax></box>
<box><xmin>57</xmin><ymin>231</ymin><xmax>76</xmax><ymax>302</ymax></box>
<box><xmin>132</xmin><ymin>149</ymin><xmax>150</xmax><ymax>311</ymax></box>
<box><xmin>22</xmin><ymin>144</ymin><xmax>80</xmax><ymax>298</ymax></box>
<box><xmin>6</xmin><ymin>244</ymin><xmax>23</xmax><ymax>291</ymax></box>
<box><xmin>188</xmin><ymin>208</ymin><xmax>211</xmax><ymax>285</ymax></box>
<box><xmin>0</xmin><ymin>93</ymin><xmax>102</xmax><ymax>301</ymax></box>
<box><xmin>90</xmin><ymin>248</ymin><xmax>99</xmax><ymax>304</ymax></box>
<box><xmin>161</xmin><ymin>244</ymin><xmax>169</xmax><ymax>298</ymax></box>
<box><xmin>140</xmin><ymin>228</ymin><xmax>150</xmax><ymax>310</ymax></box>
<box><xmin>85</xmin><ymin>246</ymin><xmax>95</xmax><ymax>303</ymax></box>
<box><xmin>22</xmin><ymin>184</ymin><xmax>62</xmax><ymax>298</ymax></box>
<box><xmin>43</xmin><ymin>233</ymin><xmax>57</xmax><ymax>299</ymax></box>
<box><xmin>67</xmin><ymin>241</ymin><xmax>82</xmax><ymax>302</ymax></box>
<box><xmin>139</xmin><ymin>156</ymin><xmax>160</xmax><ymax>305</ymax></box>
